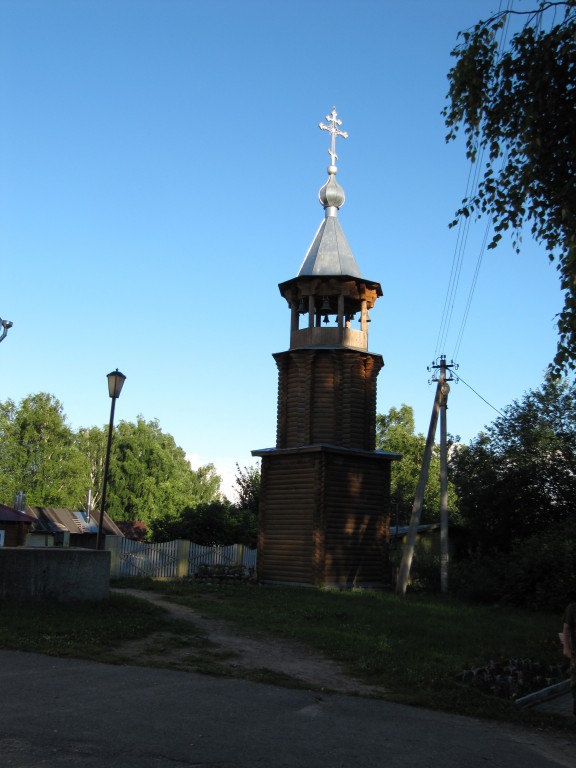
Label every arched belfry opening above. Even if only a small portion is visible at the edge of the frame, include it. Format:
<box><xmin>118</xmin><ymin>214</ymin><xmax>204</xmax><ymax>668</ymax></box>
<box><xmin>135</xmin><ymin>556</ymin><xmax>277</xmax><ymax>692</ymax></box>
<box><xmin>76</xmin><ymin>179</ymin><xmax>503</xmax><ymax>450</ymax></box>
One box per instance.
<box><xmin>252</xmin><ymin>109</ymin><xmax>399</xmax><ymax>587</ymax></box>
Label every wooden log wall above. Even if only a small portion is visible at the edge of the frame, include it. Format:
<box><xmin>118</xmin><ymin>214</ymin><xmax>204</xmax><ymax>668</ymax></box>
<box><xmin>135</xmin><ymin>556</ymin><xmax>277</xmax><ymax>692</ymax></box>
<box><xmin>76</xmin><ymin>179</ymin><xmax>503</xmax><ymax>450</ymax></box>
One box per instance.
<box><xmin>258</xmin><ymin>452</ymin><xmax>318</xmax><ymax>584</ymax></box>
<box><xmin>322</xmin><ymin>452</ymin><xmax>391</xmax><ymax>587</ymax></box>
<box><xmin>273</xmin><ymin>349</ymin><xmax>384</xmax><ymax>451</ymax></box>
<box><xmin>257</xmin><ymin>448</ymin><xmax>393</xmax><ymax>587</ymax></box>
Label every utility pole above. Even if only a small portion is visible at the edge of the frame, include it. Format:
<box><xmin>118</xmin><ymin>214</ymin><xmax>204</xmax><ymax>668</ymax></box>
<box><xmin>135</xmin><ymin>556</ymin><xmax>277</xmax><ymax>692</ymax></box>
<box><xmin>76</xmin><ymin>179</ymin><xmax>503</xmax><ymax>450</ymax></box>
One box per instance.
<box><xmin>395</xmin><ymin>356</ymin><xmax>456</xmax><ymax>597</ymax></box>
<box><xmin>440</xmin><ymin>375</ymin><xmax>449</xmax><ymax>593</ymax></box>
<box><xmin>433</xmin><ymin>357</ymin><xmax>457</xmax><ymax>593</ymax></box>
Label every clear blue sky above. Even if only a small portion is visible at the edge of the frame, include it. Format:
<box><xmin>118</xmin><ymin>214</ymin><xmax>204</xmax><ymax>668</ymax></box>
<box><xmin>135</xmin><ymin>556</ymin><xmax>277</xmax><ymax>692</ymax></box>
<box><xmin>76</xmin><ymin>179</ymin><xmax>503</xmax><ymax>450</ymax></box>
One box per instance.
<box><xmin>0</xmin><ymin>0</ymin><xmax>563</xmax><ymax>497</ymax></box>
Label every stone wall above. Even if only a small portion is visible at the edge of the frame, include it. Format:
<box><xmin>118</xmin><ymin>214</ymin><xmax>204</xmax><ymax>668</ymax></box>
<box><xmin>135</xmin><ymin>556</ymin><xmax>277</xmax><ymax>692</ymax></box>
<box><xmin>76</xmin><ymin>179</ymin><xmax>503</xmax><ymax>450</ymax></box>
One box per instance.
<box><xmin>0</xmin><ymin>547</ymin><xmax>110</xmax><ymax>601</ymax></box>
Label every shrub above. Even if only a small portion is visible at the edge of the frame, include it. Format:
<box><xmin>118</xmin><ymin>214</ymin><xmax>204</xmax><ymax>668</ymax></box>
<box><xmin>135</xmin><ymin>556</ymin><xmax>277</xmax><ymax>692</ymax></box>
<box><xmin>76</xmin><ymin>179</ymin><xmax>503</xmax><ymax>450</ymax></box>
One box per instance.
<box><xmin>450</xmin><ymin>522</ymin><xmax>576</xmax><ymax>612</ymax></box>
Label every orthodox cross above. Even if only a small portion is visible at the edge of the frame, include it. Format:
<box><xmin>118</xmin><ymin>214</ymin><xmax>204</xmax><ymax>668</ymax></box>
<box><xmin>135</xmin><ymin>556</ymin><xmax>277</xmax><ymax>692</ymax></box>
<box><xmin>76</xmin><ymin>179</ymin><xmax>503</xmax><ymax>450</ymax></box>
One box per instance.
<box><xmin>319</xmin><ymin>107</ymin><xmax>348</xmax><ymax>166</ymax></box>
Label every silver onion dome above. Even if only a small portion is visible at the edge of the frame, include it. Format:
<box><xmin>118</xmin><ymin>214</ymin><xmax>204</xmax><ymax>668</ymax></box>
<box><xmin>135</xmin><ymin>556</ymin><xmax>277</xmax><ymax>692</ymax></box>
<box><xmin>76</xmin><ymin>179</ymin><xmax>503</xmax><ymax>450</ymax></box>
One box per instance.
<box><xmin>319</xmin><ymin>171</ymin><xmax>345</xmax><ymax>211</ymax></box>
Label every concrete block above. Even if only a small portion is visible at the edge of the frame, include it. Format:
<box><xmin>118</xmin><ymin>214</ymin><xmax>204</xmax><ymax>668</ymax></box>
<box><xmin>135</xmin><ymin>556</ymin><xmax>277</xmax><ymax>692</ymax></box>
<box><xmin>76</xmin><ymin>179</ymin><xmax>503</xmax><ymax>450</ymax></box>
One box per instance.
<box><xmin>0</xmin><ymin>547</ymin><xmax>110</xmax><ymax>601</ymax></box>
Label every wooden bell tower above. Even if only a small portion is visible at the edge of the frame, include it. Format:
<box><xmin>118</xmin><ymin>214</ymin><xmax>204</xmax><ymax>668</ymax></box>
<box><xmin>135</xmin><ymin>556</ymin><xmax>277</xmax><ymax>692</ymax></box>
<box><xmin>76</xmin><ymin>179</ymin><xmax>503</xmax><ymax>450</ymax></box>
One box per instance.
<box><xmin>253</xmin><ymin>109</ymin><xmax>398</xmax><ymax>587</ymax></box>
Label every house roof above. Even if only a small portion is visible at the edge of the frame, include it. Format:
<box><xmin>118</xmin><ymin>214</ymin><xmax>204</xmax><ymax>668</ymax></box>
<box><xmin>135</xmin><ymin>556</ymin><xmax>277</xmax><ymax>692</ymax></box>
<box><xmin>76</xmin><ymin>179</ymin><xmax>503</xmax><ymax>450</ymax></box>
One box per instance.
<box><xmin>389</xmin><ymin>523</ymin><xmax>441</xmax><ymax>538</ymax></box>
<box><xmin>25</xmin><ymin>507</ymin><xmax>124</xmax><ymax>536</ymax></box>
<box><xmin>115</xmin><ymin>521</ymin><xmax>147</xmax><ymax>541</ymax></box>
<box><xmin>0</xmin><ymin>504</ymin><xmax>37</xmax><ymax>524</ymax></box>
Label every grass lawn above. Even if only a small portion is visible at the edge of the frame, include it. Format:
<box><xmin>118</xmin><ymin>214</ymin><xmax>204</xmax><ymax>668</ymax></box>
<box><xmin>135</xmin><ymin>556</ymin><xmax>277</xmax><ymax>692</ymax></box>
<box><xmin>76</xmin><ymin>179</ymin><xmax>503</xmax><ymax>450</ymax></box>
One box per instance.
<box><xmin>0</xmin><ymin>591</ymin><xmax>193</xmax><ymax>662</ymax></box>
<box><xmin>0</xmin><ymin>578</ymin><xmax>571</xmax><ymax>731</ymax></box>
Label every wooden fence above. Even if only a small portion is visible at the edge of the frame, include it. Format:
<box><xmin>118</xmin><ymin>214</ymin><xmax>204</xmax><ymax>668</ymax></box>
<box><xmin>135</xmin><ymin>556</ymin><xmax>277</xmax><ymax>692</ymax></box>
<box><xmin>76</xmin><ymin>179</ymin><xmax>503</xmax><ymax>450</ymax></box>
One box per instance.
<box><xmin>105</xmin><ymin>536</ymin><xmax>257</xmax><ymax>579</ymax></box>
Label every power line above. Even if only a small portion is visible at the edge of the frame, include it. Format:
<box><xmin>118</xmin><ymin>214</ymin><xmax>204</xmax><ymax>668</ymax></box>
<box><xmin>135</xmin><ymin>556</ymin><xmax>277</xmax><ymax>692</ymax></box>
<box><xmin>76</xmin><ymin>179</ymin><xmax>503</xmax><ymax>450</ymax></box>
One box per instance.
<box><xmin>434</xmin><ymin>0</ymin><xmax>513</xmax><ymax>362</ymax></box>
<box><xmin>453</xmin><ymin>371</ymin><xmax>505</xmax><ymax>417</ymax></box>
<box><xmin>451</xmin><ymin>213</ymin><xmax>492</xmax><ymax>361</ymax></box>
<box><xmin>434</xmin><ymin>157</ymin><xmax>479</xmax><ymax>359</ymax></box>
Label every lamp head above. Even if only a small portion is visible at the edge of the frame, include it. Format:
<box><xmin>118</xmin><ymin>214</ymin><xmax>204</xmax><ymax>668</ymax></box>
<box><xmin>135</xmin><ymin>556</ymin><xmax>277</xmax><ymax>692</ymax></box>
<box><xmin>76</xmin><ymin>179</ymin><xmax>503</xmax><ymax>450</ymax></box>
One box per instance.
<box><xmin>107</xmin><ymin>369</ymin><xmax>126</xmax><ymax>399</ymax></box>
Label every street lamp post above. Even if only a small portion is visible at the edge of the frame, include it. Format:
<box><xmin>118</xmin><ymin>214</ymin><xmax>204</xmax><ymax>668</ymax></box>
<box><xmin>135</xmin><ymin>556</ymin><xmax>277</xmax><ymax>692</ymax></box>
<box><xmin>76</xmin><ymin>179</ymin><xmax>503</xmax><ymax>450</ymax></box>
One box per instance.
<box><xmin>0</xmin><ymin>318</ymin><xmax>13</xmax><ymax>344</ymax></box>
<box><xmin>96</xmin><ymin>369</ymin><xmax>126</xmax><ymax>550</ymax></box>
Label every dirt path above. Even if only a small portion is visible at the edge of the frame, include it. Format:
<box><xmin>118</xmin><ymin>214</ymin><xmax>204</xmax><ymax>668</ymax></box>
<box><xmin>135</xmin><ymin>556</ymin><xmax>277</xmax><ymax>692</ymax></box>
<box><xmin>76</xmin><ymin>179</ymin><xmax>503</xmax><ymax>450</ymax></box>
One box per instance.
<box><xmin>113</xmin><ymin>588</ymin><xmax>387</xmax><ymax>696</ymax></box>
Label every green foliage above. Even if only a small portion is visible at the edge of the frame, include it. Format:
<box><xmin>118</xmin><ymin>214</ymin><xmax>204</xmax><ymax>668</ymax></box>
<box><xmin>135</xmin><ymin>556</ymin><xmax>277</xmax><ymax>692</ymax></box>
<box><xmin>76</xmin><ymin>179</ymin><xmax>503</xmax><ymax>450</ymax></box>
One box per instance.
<box><xmin>376</xmin><ymin>404</ymin><xmax>459</xmax><ymax>526</ymax></box>
<box><xmin>451</xmin><ymin>376</ymin><xmax>576</xmax><ymax>553</ymax></box>
<box><xmin>76</xmin><ymin>426</ymin><xmax>107</xmax><ymax>511</ymax></box>
<box><xmin>450</xmin><ymin>552</ymin><xmax>516</xmax><ymax>605</ymax></box>
<box><xmin>451</xmin><ymin>522</ymin><xmax>576</xmax><ymax>612</ymax></box>
<box><xmin>507</xmin><ymin>524</ymin><xmax>576</xmax><ymax>610</ymax></box>
<box><xmin>0</xmin><ymin>394</ymin><xmax>223</xmax><ymax>527</ymax></box>
<box><xmin>230</xmin><ymin>463</ymin><xmax>260</xmax><ymax>545</ymax></box>
<box><xmin>444</xmin><ymin>1</ymin><xmax>576</xmax><ymax>373</ymax></box>
<box><xmin>0</xmin><ymin>393</ymin><xmax>88</xmax><ymax>507</ymax></box>
<box><xmin>390</xmin><ymin>538</ymin><xmax>442</xmax><ymax>593</ymax></box>
<box><xmin>149</xmin><ymin>500</ymin><xmax>257</xmax><ymax>546</ymax></box>
<box><xmin>105</xmin><ymin>417</ymin><xmax>222</xmax><ymax>525</ymax></box>
<box><xmin>450</xmin><ymin>375</ymin><xmax>576</xmax><ymax>609</ymax></box>
<box><xmin>234</xmin><ymin>462</ymin><xmax>260</xmax><ymax>512</ymax></box>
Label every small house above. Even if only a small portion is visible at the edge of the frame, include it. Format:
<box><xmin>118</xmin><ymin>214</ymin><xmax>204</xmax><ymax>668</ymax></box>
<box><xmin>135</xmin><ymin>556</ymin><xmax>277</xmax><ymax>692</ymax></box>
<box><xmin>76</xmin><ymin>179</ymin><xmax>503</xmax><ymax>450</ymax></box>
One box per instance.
<box><xmin>25</xmin><ymin>506</ymin><xmax>124</xmax><ymax>548</ymax></box>
<box><xmin>0</xmin><ymin>504</ymin><xmax>38</xmax><ymax>547</ymax></box>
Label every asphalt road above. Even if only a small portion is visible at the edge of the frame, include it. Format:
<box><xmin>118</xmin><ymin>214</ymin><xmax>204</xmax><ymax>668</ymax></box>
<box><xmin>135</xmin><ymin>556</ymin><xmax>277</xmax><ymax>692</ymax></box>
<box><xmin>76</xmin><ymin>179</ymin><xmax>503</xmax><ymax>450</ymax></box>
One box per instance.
<box><xmin>2</xmin><ymin>650</ymin><xmax>575</xmax><ymax>768</ymax></box>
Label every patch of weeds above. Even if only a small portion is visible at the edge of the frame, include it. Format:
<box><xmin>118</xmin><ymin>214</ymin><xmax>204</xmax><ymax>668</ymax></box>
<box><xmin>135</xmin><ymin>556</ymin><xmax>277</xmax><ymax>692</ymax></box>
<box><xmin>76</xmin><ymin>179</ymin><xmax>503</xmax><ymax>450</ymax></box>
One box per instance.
<box><xmin>458</xmin><ymin>658</ymin><xmax>568</xmax><ymax>700</ymax></box>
